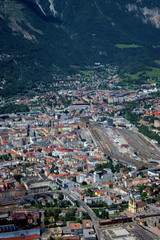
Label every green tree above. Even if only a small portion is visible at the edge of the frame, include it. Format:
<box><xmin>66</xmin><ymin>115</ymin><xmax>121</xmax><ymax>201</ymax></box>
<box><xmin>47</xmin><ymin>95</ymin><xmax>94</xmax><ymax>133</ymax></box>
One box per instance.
<box><xmin>14</xmin><ymin>174</ymin><xmax>23</xmax><ymax>182</ymax></box>
<box><xmin>144</xmin><ymin>221</ymin><xmax>148</xmax><ymax>226</ymax></box>
<box><xmin>44</xmin><ymin>217</ymin><xmax>49</xmax><ymax>225</ymax></box>
<box><xmin>37</xmin><ymin>148</ymin><xmax>42</xmax><ymax>152</ymax></box>
<box><xmin>45</xmin><ymin>202</ymin><xmax>50</xmax><ymax>208</ymax></box>
<box><xmin>141</xmin><ymin>192</ymin><xmax>147</xmax><ymax>199</ymax></box>
<box><xmin>58</xmin><ymin>193</ymin><xmax>64</xmax><ymax>201</ymax></box>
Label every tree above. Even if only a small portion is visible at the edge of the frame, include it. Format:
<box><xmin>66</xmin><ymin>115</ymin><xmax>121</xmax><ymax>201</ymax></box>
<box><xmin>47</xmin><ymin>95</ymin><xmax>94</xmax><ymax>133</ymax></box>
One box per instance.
<box><xmin>65</xmin><ymin>210</ymin><xmax>76</xmax><ymax>221</ymax></box>
<box><xmin>41</xmin><ymin>169</ymin><xmax>44</xmax><ymax>174</ymax></box>
<box><xmin>72</xmin><ymin>176</ymin><xmax>77</xmax><ymax>182</ymax></box>
<box><xmin>82</xmin><ymin>181</ymin><xmax>87</xmax><ymax>186</ymax></box>
<box><xmin>44</xmin><ymin>210</ymin><xmax>48</xmax><ymax>217</ymax></box>
<box><xmin>144</xmin><ymin>221</ymin><xmax>148</xmax><ymax>226</ymax></box>
<box><xmin>138</xmin><ymin>172</ymin><xmax>144</xmax><ymax>178</ymax></box>
<box><xmin>59</xmin><ymin>200</ymin><xmax>71</xmax><ymax>208</ymax></box>
<box><xmin>14</xmin><ymin>174</ymin><xmax>23</xmax><ymax>182</ymax></box>
<box><xmin>84</xmin><ymin>188</ymin><xmax>95</xmax><ymax>197</ymax></box>
<box><xmin>54</xmin><ymin>209</ymin><xmax>60</xmax><ymax>222</ymax></box>
<box><xmin>141</xmin><ymin>192</ymin><xmax>147</xmax><ymax>199</ymax></box>
<box><xmin>146</xmin><ymin>199</ymin><xmax>151</xmax><ymax>204</ymax></box>
<box><xmin>139</xmin><ymin>184</ymin><xmax>145</xmax><ymax>193</ymax></box>
<box><xmin>44</xmin><ymin>217</ymin><xmax>49</xmax><ymax>225</ymax></box>
<box><xmin>115</xmin><ymin>163</ymin><xmax>120</xmax><ymax>173</ymax></box>
<box><xmin>37</xmin><ymin>148</ymin><xmax>42</xmax><ymax>152</ymax></box>
<box><xmin>77</xmin><ymin>167</ymin><xmax>83</xmax><ymax>172</ymax></box>
<box><xmin>101</xmin><ymin>210</ymin><xmax>109</xmax><ymax>219</ymax></box>
<box><xmin>49</xmin><ymin>237</ymin><xmax>55</xmax><ymax>240</ymax></box>
<box><xmin>58</xmin><ymin>193</ymin><xmax>64</xmax><ymax>201</ymax></box>
<box><xmin>45</xmin><ymin>202</ymin><xmax>50</xmax><ymax>208</ymax></box>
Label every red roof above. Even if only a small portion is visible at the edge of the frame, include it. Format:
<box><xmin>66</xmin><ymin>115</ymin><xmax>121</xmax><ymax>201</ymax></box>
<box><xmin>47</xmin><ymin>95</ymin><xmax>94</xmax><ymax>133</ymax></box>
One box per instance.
<box><xmin>109</xmin><ymin>195</ymin><xmax>116</xmax><ymax>199</ymax></box>
<box><xmin>56</xmin><ymin>148</ymin><xmax>73</xmax><ymax>152</ymax></box>
<box><xmin>76</xmin><ymin>155</ymin><xmax>88</xmax><ymax>160</ymax></box>
<box><xmin>60</xmin><ymin>236</ymin><xmax>79</xmax><ymax>240</ymax></box>
<box><xmin>0</xmin><ymin>234</ymin><xmax>39</xmax><ymax>240</ymax></box>
<box><xmin>25</xmin><ymin>152</ymin><xmax>34</xmax><ymax>155</ymax></box>
<box><xmin>17</xmin><ymin>184</ymin><xmax>25</xmax><ymax>191</ymax></box>
<box><xmin>136</xmin><ymin>201</ymin><xmax>146</xmax><ymax>207</ymax></box>
<box><xmin>50</xmin><ymin>172</ymin><xmax>70</xmax><ymax>179</ymax></box>
<box><xmin>114</xmin><ymin>197</ymin><xmax>120</xmax><ymax>200</ymax></box>
<box><xmin>70</xmin><ymin>223</ymin><xmax>82</xmax><ymax>229</ymax></box>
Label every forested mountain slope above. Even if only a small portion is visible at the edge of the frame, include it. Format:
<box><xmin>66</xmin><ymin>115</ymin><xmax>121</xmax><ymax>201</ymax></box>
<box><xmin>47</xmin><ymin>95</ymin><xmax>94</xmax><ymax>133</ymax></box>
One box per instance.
<box><xmin>1</xmin><ymin>0</ymin><xmax>160</xmax><ymax>96</ymax></box>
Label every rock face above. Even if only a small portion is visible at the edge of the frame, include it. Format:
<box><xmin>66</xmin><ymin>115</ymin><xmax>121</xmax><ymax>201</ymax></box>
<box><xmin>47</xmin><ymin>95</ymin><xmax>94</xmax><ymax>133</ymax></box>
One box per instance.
<box><xmin>0</xmin><ymin>0</ymin><xmax>160</xmax><ymax>96</ymax></box>
<box><xmin>126</xmin><ymin>3</ymin><xmax>160</xmax><ymax>29</ymax></box>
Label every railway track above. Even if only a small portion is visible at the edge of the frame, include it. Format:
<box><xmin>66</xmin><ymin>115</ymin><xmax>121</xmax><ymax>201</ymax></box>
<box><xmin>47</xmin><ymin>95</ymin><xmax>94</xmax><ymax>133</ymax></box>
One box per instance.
<box><xmin>89</xmin><ymin>124</ymin><xmax>144</xmax><ymax>166</ymax></box>
<box><xmin>117</xmin><ymin>128</ymin><xmax>160</xmax><ymax>161</ymax></box>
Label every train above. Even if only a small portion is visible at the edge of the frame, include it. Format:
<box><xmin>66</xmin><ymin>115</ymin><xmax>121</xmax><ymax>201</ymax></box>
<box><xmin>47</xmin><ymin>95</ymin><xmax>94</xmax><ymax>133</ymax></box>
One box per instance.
<box><xmin>99</xmin><ymin>216</ymin><xmax>132</xmax><ymax>226</ymax></box>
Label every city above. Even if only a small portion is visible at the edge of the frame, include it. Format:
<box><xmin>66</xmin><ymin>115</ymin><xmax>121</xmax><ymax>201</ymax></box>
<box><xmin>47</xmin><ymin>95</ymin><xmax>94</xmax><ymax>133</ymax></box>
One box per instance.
<box><xmin>0</xmin><ymin>65</ymin><xmax>160</xmax><ymax>239</ymax></box>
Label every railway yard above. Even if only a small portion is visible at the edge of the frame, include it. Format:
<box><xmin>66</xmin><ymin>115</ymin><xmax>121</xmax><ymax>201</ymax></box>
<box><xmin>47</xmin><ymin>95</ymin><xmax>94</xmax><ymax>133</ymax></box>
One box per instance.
<box><xmin>89</xmin><ymin>123</ymin><xmax>160</xmax><ymax>167</ymax></box>
<box><xmin>117</xmin><ymin>128</ymin><xmax>160</xmax><ymax>161</ymax></box>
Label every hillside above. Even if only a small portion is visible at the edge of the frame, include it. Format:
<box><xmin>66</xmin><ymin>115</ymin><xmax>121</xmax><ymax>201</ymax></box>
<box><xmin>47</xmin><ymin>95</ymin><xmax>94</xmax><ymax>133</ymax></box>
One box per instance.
<box><xmin>1</xmin><ymin>0</ymin><xmax>160</xmax><ymax>96</ymax></box>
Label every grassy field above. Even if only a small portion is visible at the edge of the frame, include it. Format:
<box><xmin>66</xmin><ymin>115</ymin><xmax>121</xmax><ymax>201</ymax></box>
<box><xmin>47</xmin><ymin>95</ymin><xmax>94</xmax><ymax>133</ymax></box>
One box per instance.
<box><xmin>153</xmin><ymin>45</ymin><xmax>160</xmax><ymax>48</ymax></box>
<box><xmin>79</xmin><ymin>70</ymin><xmax>93</xmax><ymax>79</ymax></box>
<box><xmin>124</xmin><ymin>72</ymin><xmax>140</xmax><ymax>80</ymax></box>
<box><xmin>80</xmin><ymin>70</ymin><xmax>90</xmax><ymax>76</ymax></box>
<box><xmin>80</xmin><ymin>184</ymin><xmax>92</xmax><ymax>188</ymax></box>
<box><xmin>124</xmin><ymin>67</ymin><xmax>160</xmax><ymax>80</ymax></box>
<box><xmin>109</xmin><ymin>212</ymin><xmax>119</xmax><ymax>218</ymax></box>
<box><xmin>115</xmin><ymin>44</ymin><xmax>141</xmax><ymax>49</ymax></box>
<box><xmin>145</xmin><ymin>67</ymin><xmax>160</xmax><ymax>78</ymax></box>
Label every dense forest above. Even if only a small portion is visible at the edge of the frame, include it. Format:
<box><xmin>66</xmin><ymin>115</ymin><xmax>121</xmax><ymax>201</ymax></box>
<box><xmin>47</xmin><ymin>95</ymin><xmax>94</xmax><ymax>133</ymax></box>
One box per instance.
<box><xmin>0</xmin><ymin>104</ymin><xmax>29</xmax><ymax>114</ymax></box>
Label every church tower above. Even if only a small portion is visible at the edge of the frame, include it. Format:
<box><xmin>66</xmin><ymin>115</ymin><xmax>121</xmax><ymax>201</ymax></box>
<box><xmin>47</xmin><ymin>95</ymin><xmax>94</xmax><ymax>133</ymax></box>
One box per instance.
<box><xmin>128</xmin><ymin>198</ymin><xmax>136</xmax><ymax>214</ymax></box>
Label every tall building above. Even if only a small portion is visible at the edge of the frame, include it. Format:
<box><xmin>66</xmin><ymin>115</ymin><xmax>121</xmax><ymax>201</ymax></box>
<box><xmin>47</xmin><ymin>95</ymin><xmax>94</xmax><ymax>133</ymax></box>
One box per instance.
<box><xmin>128</xmin><ymin>198</ymin><xmax>146</xmax><ymax>214</ymax></box>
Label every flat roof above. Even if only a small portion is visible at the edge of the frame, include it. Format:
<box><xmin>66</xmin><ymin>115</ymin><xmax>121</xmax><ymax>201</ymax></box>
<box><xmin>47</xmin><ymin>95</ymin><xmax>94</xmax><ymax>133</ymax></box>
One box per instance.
<box><xmin>83</xmin><ymin>229</ymin><xmax>96</xmax><ymax>238</ymax></box>
<box><xmin>113</xmin><ymin>229</ymin><xmax>129</xmax><ymax>236</ymax></box>
<box><xmin>117</xmin><ymin>137</ymin><xmax>128</xmax><ymax>145</ymax></box>
<box><xmin>117</xmin><ymin>237</ymin><xmax>136</xmax><ymax>240</ymax></box>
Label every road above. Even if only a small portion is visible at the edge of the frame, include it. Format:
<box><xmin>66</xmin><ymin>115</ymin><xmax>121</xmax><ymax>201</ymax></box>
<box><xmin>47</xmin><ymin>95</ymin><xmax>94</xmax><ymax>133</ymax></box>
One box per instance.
<box><xmin>0</xmin><ymin>189</ymin><xmax>102</xmax><ymax>239</ymax></box>
<box><xmin>62</xmin><ymin>189</ymin><xmax>101</xmax><ymax>240</ymax></box>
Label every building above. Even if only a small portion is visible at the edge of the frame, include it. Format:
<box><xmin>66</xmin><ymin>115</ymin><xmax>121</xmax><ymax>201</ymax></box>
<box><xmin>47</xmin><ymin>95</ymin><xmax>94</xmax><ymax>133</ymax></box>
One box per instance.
<box><xmin>84</xmin><ymin>196</ymin><xmax>103</xmax><ymax>204</ymax></box>
<box><xmin>154</xmin><ymin>120</ymin><xmax>160</xmax><ymax>128</ymax></box>
<box><xmin>83</xmin><ymin>229</ymin><xmax>96</xmax><ymax>240</ymax></box>
<box><xmin>70</xmin><ymin>223</ymin><xmax>83</xmax><ymax>236</ymax></box>
<box><xmin>0</xmin><ymin>228</ymin><xmax>40</xmax><ymax>239</ymax></box>
<box><xmin>64</xmin><ymin>194</ymin><xmax>79</xmax><ymax>206</ymax></box>
<box><xmin>27</xmin><ymin>181</ymin><xmax>50</xmax><ymax>193</ymax></box>
<box><xmin>55</xmin><ymin>177</ymin><xmax>79</xmax><ymax>189</ymax></box>
<box><xmin>107</xmin><ymin>118</ymin><xmax>113</xmax><ymax>127</ymax></box>
<box><xmin>93</xmin><ymin>169</ymin><xmax>112</xmax><ymax>183</ymax></box>
<box><xmin>83</xmin><ymin>220</ymin><xmax>92</xmax><ymax>229</ymax></box>
<box><xmin>80</xmin><ymin>117</ymin><xmax>89</xmax><ymax>128</ymax></box>
<box><xmin>77</xmin><ymin>208</ymin><xmax>84</xmax><ymax>218</ymax></box>
<box><xmin>128</xmin><ymin>198</ymin><xmax>146</xmax><ymax>214</ymax></box>
<box><xmin>148</xmin><ymin>170</ymin><xmax>159</xmax><ymax>177</ymax></box>
<box><xmin>61</xmin><ymin>236</ymin><xmax>80</xmax><ymax>240</ymax></box>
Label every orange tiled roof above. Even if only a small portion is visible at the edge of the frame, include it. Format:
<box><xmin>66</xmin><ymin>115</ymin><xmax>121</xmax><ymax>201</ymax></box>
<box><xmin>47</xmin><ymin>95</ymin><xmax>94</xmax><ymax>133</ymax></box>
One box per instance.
<box><xmin>83</xmin><ymin>220</ymin><xmax>92</xmax><ymax>228</ymax></box>
<box><xmin>70</xmin><ymin>223</ymin><xmax>82</xmax><ymax>229</ymax></box>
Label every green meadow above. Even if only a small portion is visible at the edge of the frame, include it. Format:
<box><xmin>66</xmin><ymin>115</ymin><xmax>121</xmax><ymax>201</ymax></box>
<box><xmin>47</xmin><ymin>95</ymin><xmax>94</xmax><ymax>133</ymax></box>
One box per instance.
<box><xmin>124</xmin><ymin>67</ymin><xmax>160</xmax><ymax>80</ymax></box>
<box><xmin>115</xmin><ymin>44</ymin><xmax>141</xmax><ymax>49</ymax></box>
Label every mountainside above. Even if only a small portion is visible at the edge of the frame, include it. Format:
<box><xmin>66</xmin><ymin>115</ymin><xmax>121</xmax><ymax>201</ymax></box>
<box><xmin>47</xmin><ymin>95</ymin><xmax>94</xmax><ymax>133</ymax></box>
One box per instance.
<box><xmin>1</xmin><ymin>0</ymin><xmax>160</xmax><ymax>96</ymax></box>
